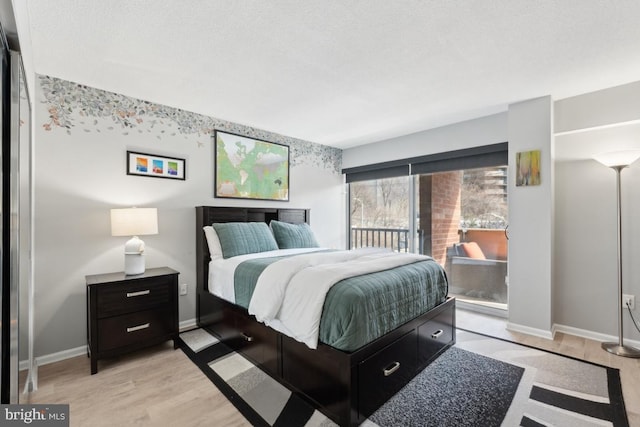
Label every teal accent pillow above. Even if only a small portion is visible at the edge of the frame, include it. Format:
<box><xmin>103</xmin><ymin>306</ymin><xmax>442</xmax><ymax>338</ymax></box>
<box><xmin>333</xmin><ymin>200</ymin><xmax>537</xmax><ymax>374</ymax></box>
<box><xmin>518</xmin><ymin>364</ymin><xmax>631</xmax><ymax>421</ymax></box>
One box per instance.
<box><xmin>212</xmin><ymin>222</ymin><xmax>279</xmax><ymax>259</ymax></box>
<box><xmin>270</xmin><ymin>220</ymin><xmax>319</xmax><ymax>249</ymax></box>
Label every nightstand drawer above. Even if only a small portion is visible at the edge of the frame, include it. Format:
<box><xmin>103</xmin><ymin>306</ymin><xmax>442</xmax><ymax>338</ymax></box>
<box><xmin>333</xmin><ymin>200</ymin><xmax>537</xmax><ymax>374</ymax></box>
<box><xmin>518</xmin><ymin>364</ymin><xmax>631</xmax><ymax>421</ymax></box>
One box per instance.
<box><xmin>98</xmin><ymin>308</ymin><xmax>174</xmax><ymax>352</ymax></box>
<box><xmin>97</xmin><ymin>277</ymin><xmax>172</xmax><ymax>317</ymax></box>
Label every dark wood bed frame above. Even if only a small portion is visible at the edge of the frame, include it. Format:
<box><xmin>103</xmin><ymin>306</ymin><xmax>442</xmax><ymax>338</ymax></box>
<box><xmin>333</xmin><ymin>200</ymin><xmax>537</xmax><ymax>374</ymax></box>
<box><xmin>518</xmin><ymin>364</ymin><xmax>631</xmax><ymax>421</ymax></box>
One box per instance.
<box><xmin>196</xmin><ymin>206</ymin><xmax>455</xmax><ymax>426</ymax></box>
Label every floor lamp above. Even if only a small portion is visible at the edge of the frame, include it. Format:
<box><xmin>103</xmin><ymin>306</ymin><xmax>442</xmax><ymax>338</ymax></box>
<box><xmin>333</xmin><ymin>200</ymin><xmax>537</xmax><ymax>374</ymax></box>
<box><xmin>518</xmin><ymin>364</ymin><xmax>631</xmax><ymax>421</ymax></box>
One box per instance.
<box><xmin>593</xmin><ymin>150</ymin><xmax>640</xmax><ymax>358</ymax></box>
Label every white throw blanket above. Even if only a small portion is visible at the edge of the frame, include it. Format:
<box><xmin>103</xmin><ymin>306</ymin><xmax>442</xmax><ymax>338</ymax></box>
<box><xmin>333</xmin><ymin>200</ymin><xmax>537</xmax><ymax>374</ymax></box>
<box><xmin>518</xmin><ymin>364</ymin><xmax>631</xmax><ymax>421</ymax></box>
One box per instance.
<box><xmin>248</xmin><ymin>248</ymin><xmax>431</xmax><ymax>349</ymax></box>
<box><xmin>208</xmin><ymin>247</ymin><xmax>324</xmax><ymax>302</ymax></box>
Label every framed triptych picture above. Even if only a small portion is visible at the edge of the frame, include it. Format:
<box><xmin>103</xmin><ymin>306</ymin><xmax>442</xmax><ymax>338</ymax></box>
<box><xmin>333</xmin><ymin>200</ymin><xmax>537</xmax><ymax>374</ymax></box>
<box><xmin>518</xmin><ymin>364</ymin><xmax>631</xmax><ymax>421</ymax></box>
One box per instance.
<box><xmin>127</xmin><ymin>151</ymin><xmax>186</xmax><ymax>180</ymax></box>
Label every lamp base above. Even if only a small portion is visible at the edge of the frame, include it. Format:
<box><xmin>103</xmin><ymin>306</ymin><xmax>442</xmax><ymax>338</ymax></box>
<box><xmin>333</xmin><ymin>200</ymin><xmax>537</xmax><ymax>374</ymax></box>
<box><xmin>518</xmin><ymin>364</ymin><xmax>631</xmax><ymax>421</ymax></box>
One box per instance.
<box><xmin>601</xmin><ymin>342</ymin><xmax>640</xmax><ymax>358</ymax></box>
<box><xmin>124</xmin><ymin>253</ymin><xmax>145</xmax><ymax>276</ymax></box>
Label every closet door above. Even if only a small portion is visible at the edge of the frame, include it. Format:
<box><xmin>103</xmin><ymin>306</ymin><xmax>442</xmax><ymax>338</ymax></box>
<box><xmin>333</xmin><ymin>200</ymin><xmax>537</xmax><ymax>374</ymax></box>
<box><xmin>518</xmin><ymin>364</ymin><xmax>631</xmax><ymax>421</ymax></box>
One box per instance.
<box><xmin>0</xmin><ymin>33</ymin><xmax>24</xmax><ymax>405</ymax></box>
<box><xmin>4</xmin><ymin>50</ymin><xmax>23</xmax><ymax>404</ymax></box>
<box><xmin>0</xmin><ymin>23</ymin><xmax>8</xmax><ymax>404</ymax></box>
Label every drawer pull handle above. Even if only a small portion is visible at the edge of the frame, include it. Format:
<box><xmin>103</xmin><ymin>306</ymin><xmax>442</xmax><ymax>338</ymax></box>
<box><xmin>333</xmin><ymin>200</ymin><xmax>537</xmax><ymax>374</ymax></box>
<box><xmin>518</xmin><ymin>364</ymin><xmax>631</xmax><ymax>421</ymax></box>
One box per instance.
<box><xmin>127</xmin><ymin>290</ymin><xmax>150</xmax><ymax>298</ymax></box>
<box><xmin>126</xmin><ymin>323</ymin><xmax>150</xmax><ymax>333</ymax></box>
<box><xmin>431</xmin><ymin>329</ymin><xmax>444</xmax><ymax>339</ymax></box>
<box><xmin>383</xmin><ymin>361</ymin><xmax>401</xmax><ymax>377</ymax></box>
<box><xmin>241</xmin><ymin>333</ymin><xmax>254</xmax><ymax>342</ymax></box>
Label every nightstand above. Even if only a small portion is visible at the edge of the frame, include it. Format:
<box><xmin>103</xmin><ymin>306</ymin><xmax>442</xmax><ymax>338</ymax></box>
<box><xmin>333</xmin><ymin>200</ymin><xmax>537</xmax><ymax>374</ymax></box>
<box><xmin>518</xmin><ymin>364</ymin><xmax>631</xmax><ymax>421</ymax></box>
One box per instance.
<box><xmin>86</xmin><ymin>267</ymin><xmax>179</xmax><ymax>374</ymax></box>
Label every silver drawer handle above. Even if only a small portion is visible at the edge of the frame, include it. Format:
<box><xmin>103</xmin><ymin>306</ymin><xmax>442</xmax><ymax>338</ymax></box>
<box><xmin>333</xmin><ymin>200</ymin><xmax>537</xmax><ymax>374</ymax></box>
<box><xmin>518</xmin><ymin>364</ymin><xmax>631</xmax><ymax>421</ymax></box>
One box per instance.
<box><xmin>127</xmin><ymin>290</ymin><xmax>150</xmax><ymax>298</ymax></box>
<box><xmin>431</xmin><ymin>329</ymin><xmax>444</xmax><ymax>339</ymax></box>
<box><xmin>383</xmin><ymin>361</ymin><xmax>401</xmax><ymax>377</ymax></box>
<box><xmin>241</xmin><ymin>333</ymin><xmax>254</xmax><ymax>342</ymax></box>
<box><xmin>126</xmin><ymin>323</ymin><xmax>150</xmax><ymax>333</ymax></box>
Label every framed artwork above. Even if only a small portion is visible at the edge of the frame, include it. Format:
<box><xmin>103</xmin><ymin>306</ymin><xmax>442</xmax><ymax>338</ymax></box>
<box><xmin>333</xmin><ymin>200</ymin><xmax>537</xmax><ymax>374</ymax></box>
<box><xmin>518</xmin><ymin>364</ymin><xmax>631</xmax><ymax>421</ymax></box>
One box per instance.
<box><xmin>127</xmin><ymin>151</ymin><xmax>186</xmax><ymax>180</ymax></box>
<box><xmin>214</xmin><ymin>130</ymin><xmax>290</xmax><ymax>201</ymax></box>
<box><xmin>516</xmin><ymin>150</ymin><xmax>541</xmax><ymax>186</ymax></box>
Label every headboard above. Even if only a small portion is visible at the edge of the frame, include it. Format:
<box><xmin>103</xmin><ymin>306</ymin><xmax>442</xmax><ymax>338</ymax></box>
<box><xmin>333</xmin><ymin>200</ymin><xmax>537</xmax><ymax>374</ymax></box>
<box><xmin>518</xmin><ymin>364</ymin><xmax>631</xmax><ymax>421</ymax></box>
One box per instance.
<box><xmin>195</xmin><ymin>206</ymin><xmax>310</xmax><ymax>295</ymax></box>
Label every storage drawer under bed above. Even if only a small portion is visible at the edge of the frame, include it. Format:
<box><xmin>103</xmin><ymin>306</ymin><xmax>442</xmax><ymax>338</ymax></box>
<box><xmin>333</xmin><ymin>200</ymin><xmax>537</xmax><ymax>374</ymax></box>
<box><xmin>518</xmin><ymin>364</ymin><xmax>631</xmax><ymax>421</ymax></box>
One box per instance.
<box><xmin>417</xmin><ymin>302</ymin><xmax>455</xmax><ymax>367</ymax></box>
<box><xmin>357</xmin><ymin>298</ymin><xmax>455</xmax><ymax>419</ymax></box>
<box><xmin>358</xmin><ymin>330</ymin><xmax>418</xmax><ymax>418</ymax></box>
<box><xmin>235</xmin><ymin>315</ymin><xmax>280</xmax><ymax>376</ymax></box>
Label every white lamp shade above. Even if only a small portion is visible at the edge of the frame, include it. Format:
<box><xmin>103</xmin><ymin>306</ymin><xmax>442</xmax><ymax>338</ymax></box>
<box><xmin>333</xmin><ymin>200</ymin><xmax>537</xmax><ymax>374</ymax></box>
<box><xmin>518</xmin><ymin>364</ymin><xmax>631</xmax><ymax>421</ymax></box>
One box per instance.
<box><xmin>111</xmin><ymin>208</ymin><xmax>158</xmax><ymax>236</ymax></box>
<box><xmin>593</xmin><ymin>150</ymin><xmax>640</xmax><ymax>168</ymax></box>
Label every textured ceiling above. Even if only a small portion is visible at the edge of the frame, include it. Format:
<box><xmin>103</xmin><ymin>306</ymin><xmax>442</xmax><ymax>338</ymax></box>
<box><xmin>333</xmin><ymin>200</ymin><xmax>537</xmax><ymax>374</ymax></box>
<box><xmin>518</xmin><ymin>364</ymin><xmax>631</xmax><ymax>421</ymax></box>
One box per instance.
<box><xmin>19</xmin><ymin>0</ymin><xmax>640</xmax><ymax>149</ymax></box>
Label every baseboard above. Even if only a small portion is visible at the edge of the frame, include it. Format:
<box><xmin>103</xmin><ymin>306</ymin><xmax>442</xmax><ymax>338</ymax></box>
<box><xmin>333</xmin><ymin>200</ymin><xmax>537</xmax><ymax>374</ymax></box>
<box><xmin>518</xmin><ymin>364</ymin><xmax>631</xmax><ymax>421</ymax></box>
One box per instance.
<box><xmin>506</xmin><ymin>321</ymin><xmax>640</xmax><ymax>348</ymax></box>
<box><xmin>180</xmin><ymin>318</ymin><xmax>197</xmax><ymax>331</ymax></box>
<box><xmin>19</xmin><ymin>319</ymin><xmax>199</xmax><ymax>371</ymax></box>
<box><xmin>552</xmin><ymin>323</ymin><xmax>640</xmax><ymax>349</ymax></box>
<box><xmin>456</xmin><ymin>300</ymin><xmax>508</xmax><ymax>318</ymax></box>
<box><xmin>20</xmin><ymin>345</ymin><xmax>86</xmax><ymax>371</ymax></box>
<box><xmin>506</xmin><ymin>322</ymin><xmax>554</xmax><ymax>340</ymax></box>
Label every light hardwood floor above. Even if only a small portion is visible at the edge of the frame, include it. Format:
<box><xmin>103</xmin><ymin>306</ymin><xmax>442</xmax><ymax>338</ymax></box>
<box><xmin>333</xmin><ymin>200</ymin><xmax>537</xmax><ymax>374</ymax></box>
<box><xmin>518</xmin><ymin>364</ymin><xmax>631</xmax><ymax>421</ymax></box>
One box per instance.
<box><xmin>19</xmin><ymin>342</ymin><xmax>251</xmax><ymax>427</ymax></box>
<box><xmin>19</xmin><ymin>310</ymin><xmax>640</xmax><ymax>427</ymax></box>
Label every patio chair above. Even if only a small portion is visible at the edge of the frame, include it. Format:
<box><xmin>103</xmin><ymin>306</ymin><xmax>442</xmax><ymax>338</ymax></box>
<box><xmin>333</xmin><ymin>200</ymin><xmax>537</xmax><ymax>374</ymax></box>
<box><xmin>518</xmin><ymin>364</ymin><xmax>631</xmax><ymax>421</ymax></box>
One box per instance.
<box><xmin>446</xmin><ymin>242</ymin><xmax>508</xmax><ymax>303</ymax></box>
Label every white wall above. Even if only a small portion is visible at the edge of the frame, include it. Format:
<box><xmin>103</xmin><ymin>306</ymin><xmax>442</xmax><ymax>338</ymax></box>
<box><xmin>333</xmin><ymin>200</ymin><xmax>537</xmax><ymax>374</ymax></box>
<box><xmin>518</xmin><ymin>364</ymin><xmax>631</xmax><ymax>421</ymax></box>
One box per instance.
<box><xmin>555</xmin><ymin>80</ymin><xmax>640</xmax><ymax>134</ymax></box>
<box><xmin>554</xmin><ymin>81</ymin><xmax>640</xmax><ymax>343</ymax></box>
<box><xmin>507</xmin><ymin>97</ymin><xmax>554</xmax><ymax>337</ymax></box>
<box><xmin>31</xmin><ymin>76</ymin><xmax>344</xmax><ymax>358</ymax></box>
<box><xmin>342</xmin><ymin>112</ymin><xmax>508</xmax><ymax>168</ymax></box>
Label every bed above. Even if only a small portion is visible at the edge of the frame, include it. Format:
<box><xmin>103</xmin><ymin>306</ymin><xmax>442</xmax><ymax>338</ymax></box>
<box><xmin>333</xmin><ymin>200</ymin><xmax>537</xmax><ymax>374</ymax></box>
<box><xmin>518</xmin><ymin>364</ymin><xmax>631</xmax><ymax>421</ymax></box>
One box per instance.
<box><xmin>196</xmin><ymin>206</ymin><xmax>455</xmax><ymax>426</ymax></box>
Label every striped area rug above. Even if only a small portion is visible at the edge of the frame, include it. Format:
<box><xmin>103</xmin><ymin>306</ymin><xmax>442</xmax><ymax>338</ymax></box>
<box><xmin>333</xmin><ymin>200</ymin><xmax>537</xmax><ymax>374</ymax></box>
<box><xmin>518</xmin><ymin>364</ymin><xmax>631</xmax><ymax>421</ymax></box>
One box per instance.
<box><xmin>178</xmin><ymin>328</ymin><xmax>629</xmax><ymax>426</ymax></box>
<box><xmin>455</xmin><ymin>331</ymin><xmax>629</xmax><ymax>427</ymax></box>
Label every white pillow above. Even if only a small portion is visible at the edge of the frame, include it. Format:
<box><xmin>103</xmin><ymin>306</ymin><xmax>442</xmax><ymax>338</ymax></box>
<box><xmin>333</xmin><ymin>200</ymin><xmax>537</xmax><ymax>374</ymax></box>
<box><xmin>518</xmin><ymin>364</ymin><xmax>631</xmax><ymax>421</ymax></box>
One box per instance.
<box><xmin>203</xmin><ymin>226</ymin><xmax>223</xmax><ymax>260</ymax></box>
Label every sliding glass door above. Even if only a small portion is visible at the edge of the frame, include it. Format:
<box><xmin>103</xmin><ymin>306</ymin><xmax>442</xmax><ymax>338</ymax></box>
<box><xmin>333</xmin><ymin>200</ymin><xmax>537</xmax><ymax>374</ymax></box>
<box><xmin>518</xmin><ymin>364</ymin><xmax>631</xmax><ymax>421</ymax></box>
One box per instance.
<box><xmin>415</xmin><ymin>167</ymin><xmax>508</xmax><ymax>309</ymax></box>
<box><xmin>346</xmin><ymin>145</ymin><xmax>509</xmax><ymax>310</ymax></box>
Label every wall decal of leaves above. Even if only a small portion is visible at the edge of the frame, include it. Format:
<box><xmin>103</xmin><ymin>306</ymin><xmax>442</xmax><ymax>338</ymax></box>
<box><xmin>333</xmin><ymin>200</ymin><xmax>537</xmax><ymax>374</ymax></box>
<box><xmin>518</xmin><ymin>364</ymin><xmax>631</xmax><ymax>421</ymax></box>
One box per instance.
<box><xmin>39</xmin><ymin>75</ymin><xmax>342</xmax><ymax>174</ymax></box>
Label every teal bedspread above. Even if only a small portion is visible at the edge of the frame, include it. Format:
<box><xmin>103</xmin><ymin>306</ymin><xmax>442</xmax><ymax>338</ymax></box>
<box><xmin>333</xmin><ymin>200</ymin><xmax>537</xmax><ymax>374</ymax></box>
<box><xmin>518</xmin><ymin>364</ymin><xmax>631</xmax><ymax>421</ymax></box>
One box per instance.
<box><xmin>234</xmin><ymin>255</ymin><xmax>448</xmax><ymax>352</ymax></box>
<box><xmin>234</xmin><ymin>256</ymin><xmax>288</xmax><ymax>308</ymax></box>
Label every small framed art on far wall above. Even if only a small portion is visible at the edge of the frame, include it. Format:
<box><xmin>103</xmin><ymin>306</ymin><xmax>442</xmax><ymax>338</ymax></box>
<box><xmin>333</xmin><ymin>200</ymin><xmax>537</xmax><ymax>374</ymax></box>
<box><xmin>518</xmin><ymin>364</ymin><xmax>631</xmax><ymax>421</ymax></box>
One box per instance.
<box><xmin>126</xmin><ymin>151</ymin><xmax>186</xmax><ymax>180</ymax></box>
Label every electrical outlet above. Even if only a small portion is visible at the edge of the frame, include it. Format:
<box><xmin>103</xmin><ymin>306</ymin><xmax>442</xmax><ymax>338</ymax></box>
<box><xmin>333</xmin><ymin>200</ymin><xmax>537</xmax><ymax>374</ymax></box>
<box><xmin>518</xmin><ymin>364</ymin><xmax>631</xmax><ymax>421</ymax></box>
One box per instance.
<box><xmin>623</xmin><ymin>294</ymin><xmax>635</xmax><ymax>310</ymax></box>
<box><xmin>180</xmin><ymin>283</ymin><xmax>188</xmax><ymax>296</ymax></box>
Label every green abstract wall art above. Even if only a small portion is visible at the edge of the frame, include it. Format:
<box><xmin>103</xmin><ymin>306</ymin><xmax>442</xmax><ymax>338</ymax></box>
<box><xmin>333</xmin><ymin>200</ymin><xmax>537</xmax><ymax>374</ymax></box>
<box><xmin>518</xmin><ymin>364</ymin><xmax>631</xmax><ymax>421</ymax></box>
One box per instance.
<box><xmin>215</xmin><ymin>130</ymin><xmax>290</xmax><ymax>201</ymax></box>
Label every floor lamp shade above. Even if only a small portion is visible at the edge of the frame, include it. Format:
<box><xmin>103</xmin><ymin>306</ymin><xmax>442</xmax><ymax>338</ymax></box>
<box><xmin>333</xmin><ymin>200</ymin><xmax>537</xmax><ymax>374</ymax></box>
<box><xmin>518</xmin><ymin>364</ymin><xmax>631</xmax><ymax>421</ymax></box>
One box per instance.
<box><xmin>593</xmin><ymin>150</ymin><xmax>640</xmax><ymax>168</ymax></box>
<box><xmin>593</xmin><ymin>150</ymin><xmax>640</xmax><ymax>358</ymax></box>
<box><xmin>111</xmin><ymin>208</ymin><xmax>158</xmax><ymax>275</ymax></box>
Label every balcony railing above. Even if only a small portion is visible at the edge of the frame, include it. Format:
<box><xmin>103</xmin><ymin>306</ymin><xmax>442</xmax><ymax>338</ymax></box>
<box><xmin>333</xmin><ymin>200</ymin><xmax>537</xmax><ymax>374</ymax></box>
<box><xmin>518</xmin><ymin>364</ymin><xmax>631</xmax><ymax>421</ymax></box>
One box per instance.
<box><xmin>351</xmin><ymin>227</ymin><xmax>411</xmax><ymax>253</ymax></box>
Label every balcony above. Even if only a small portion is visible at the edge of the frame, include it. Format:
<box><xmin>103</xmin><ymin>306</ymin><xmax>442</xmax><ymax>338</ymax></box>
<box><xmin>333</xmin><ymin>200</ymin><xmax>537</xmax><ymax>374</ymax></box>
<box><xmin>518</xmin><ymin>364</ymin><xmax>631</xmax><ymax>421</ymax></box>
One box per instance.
<box><xmin>350</xmin><ymin>226</ymin><xmax>508</xmax><ymax>307</ymax></box>
<box><xmin>351</xmin><ymin>227</ymin><xmax>411</xmax><ymax>252</ymax></box>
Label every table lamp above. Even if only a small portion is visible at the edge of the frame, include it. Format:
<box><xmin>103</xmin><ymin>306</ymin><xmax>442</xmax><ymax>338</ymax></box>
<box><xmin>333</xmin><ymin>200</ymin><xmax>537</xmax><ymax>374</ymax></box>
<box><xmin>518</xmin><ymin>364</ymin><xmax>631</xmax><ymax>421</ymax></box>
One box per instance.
<box><xmin>110</xmin><ymin>207</ymin><xmax>158</xmax><ymax>275</ymax></box>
